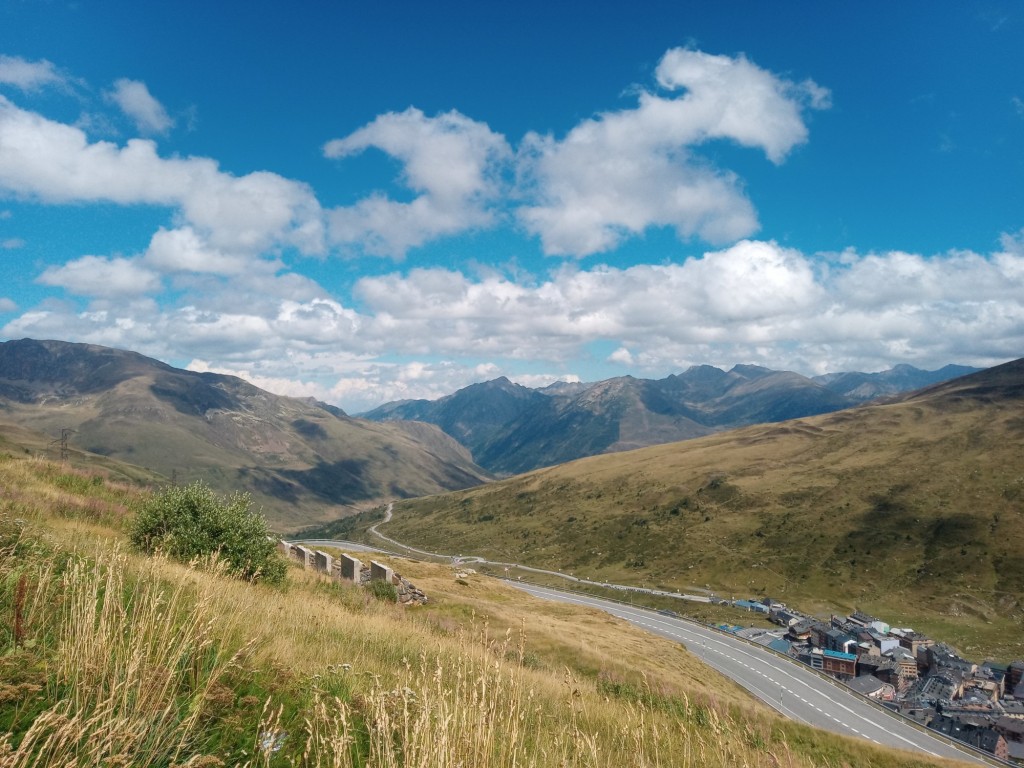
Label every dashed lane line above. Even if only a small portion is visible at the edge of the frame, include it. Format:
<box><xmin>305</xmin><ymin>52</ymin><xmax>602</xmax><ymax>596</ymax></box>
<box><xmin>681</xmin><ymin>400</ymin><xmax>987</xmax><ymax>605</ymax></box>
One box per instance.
<box><xmin>518</xmin><ymin>584</ymin><xmax>953</xmax><ymax>760</ymax></box>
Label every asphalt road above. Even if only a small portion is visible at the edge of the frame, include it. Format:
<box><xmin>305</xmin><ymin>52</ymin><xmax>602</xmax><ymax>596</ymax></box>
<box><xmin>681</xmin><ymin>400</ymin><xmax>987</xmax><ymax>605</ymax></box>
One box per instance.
<box><xmin>288</xmin><ymin>535</ymin><xmax>993</xmax><ymax>765</ymax></box>
<box><xmin>293</xmin><ymin>539</ymin><xmax>389</xmax><ymax>555</ymax></box>
<box><xmin>511</xmin><ymin>582</ymin><xmax>991</xmax><ymax>766</ymax></box>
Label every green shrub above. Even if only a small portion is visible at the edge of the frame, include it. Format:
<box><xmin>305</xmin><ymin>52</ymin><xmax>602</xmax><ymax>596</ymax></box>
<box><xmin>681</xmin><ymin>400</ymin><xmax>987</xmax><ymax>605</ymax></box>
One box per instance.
<box><xmin>368</xmin><ymin>579</ymin><xmax>397</xmax><ymax>603</ymax></box>
<box><xmin>130</xmin><ymin>481</ymin><xmax>285</xmax><ymax>584</ymax></box>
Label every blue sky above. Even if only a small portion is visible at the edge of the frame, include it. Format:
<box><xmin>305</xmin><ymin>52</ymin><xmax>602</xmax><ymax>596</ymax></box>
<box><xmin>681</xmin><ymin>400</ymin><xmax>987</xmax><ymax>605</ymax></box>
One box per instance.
<box><xmin>1</xmin><ymin>1</ymin><xmax>1021</xmax><ymax>412</ymax></box>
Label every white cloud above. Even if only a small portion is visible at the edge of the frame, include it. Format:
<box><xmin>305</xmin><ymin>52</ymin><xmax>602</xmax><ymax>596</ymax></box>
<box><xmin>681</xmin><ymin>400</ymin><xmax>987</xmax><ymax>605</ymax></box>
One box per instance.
<box><xmin>0</xmin><ymin>55</ymin><xmax>65</xmax><ymax>91</ymax></box>
<box><xmin>608</xmin><ymin>347</ymin><xmax>634</xmax><ymax>365</ymax></box>
<box><xmin>517</xmin><ymin>48</ymin><xmax>829</xmax><ymax>256</ymax></box>
<box><xmin>509</xmin><ymin>372</ymin><xmax>582</xmax><ymax>389</ymax></box>
<box><xmin>1001</xmin><ymin>228</ymin><xmax>1024</xmax><ymax>254</ymax></box>
<box><xmin>143</xmin><ymin>226</ymin><xmax>253</xmax><ymax>276</ymax></box>
<box><xmin>0</xmin><ymin>95</ymin><xmax>324</xmax><ymax>255</ymax></box>
<box><xmin>37</xmin><ymin>255</ymin><xmax>161</xmax><ymax>298</ymax></box>
<box><xmin>0</xmin><ymin>298</ymin><xmax>16</xmax><ymax>312</ymax></box>
<box><xmin>186</xmin><ymin>359</ymin><xmax>329</xmax><ymax>400</ymax></box>
<box><xmin>2</xmin><ymin>237</ymin><xmax>24</xmax><ymax>249</ymax></box>
<box><xmin>325</xmin><ymin>108</ymin><xmax>511</xmax><ymax>257</ymax></box>
<box><xmin>6</xmin><ymin>237</ymin><xmax>1022</xmax><ymax>411</ymax></box>
<box><xmin>105</xmin><ymin>78</ymin><xmax>174</xmax><ymax>134</ymax></box>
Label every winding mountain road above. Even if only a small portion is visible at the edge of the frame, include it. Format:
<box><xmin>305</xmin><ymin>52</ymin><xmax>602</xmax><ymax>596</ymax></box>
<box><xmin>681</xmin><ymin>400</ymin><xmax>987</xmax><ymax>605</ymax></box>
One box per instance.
<box><xmin>512</xmin><ymin>583</ymin><xmax>991</xmax><ymax>765</ymax></box>
<box><xmin>300</xmin><ymin>508</ymin><xmax>997</xmax><ymax>766</ymax></box>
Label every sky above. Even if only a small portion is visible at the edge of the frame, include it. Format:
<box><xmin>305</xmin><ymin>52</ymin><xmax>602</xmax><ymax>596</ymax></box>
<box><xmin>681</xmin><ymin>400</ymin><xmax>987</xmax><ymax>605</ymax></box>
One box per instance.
<box><xmin>0</xmin><ymin>1</ymin><xmax>1022</xmax><ymax>413</ymax></box>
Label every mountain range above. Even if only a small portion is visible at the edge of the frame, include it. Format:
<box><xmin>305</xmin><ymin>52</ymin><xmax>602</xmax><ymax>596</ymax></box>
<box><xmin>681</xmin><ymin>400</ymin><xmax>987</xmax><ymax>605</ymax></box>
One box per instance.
<box><xmin>0</xmin><ymin>338</ymin><xmax>491</xmax><ymax>528</ymax></box>
<box><xmin>362</xmin><ymin>362</ymin><xmax>980</xmax><ymax>474</ymax></box>
<box><xmin>0</xmin><ymin>337</ymin><xmax>985</xmax><ymax>529</ymax></box>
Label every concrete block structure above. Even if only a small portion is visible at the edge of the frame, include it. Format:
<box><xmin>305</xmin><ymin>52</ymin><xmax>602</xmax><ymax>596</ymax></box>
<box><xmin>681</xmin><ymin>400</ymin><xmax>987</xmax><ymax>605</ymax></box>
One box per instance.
<box><xmin>314</xmin><ymin>550</ymin><xmax>332</xmax><ymax>574</ymax></box>
<box><xmin>338</xmin><ymin>553</ymin><xmax>362</xmax><ymax>582</ymax></box>
<box><xmin>370</xmin><ymin>560</ymin><xmax>395</xmax><ymax>584</ymax></box>
<box><xmin>294</xmin><ymin>545</ymin><xmax>314</xmax><ymax>569</ymax></box>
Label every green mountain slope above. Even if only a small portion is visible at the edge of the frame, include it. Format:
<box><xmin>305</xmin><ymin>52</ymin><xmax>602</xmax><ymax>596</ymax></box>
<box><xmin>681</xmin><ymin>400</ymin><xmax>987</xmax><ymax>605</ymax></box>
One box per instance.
<box><xmin>380</xmin><ymin>359</ymin><xmax>1024</xmax><ymax>659</ymax></box>
<box><xmin>0</xmin><ymin>339</ymin><xmax>491</xmax><ymax>528</ymax></box>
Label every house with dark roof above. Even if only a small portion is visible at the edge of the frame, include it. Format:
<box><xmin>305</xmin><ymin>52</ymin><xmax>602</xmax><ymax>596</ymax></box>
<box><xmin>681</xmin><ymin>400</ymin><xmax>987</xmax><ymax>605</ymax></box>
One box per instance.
<box><xmin>847</xmin><ymin>610</ymin><xmax>878</xmax><ymax>628</ymax></box>
<box><xmin>889</xmin><ymin>628</ymin><xmax>934</xmax><ymax>658</ymax></box>
<box><xmin>857</xmin><ymin>656</ymin><xmax>905</xmax><ymax>694</ymax></box>
<box><xmin>927</xmin><ymin>714</ymin><xmax>1008</xmax><ymax>757</ymax></box>
<box><xmin>996</xmin><ymin>716</ymin><xmax>1024</xmax><ymax>743</ymax></box>
<box><xmin>927</xmin><ymin>643</ymin><xmax>976</xmax><ymax>677</ymax></box>
<box><xmin>769</xmin><ymin>606</ymin><xmax>802</xmax><ymax>627</ymax></box>
<box><xmin>905</xmin><ymin>673</ymin><xmax>958</xmax><ymax>704</ymax></box>
<box><xmin>825</xmin><ymin>628</ymin><xmax>858</xmax><ymax>655</ymax></box>
<box><xmin>964</xmin><ymin>729</ymin><xmax>1008</xmax><ymax>760</ymax></box>
<box><xmin>847</xmin><ymin>674</ymin><xmax>895</xmax><ymax>700</ymax></box>
<box><xmin>1008</xmin><ymin>660</ymin><xmax>1024</xmax><ymax>691</ymax></box>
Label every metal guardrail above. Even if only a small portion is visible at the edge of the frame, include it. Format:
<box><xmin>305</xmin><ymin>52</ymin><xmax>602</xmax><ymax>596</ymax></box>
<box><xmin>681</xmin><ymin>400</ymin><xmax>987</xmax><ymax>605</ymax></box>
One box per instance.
<box><xmin>511</xmin><ymin>578</ymin><xmax>1012</xmax><ymax>768</ymax></box>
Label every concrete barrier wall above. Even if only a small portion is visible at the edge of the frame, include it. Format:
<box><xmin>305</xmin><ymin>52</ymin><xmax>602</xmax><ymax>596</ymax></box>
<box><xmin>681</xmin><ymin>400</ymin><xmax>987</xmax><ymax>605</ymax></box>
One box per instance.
<box><xmin>295</xmin><ymin>545</ymin><xmax>314</xmax><ymax>569</ymax></box>
<box><xmin>277</xmin><ymin>541</ymin><xmax>426</xmax><ymax>605</ymax></box>
<box><xmin>314</xmin><ymin>550</ymin><xmax>332</xmax><ymax>574</ymax></box>
<box><xmin>339</xmin><ymin>553</ymin><xmax>362</xmax><ymax>582</ymax></box>
<box><xmin>370</xmin><ymin>560</ymin><xmax>394</xmax><ymax>584</ymax></box>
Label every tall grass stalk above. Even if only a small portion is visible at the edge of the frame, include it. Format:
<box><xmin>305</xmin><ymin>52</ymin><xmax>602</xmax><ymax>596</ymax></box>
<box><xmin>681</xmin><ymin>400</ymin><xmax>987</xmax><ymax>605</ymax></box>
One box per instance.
<box><xmin>0</xmin><ymin>551</ymin><xmax>235</xmax><ymax>767</ymax></box>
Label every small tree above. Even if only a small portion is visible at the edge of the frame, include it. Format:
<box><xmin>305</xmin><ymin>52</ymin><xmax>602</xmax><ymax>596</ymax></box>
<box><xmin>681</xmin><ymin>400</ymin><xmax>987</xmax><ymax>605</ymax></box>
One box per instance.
<box><xmin>131</xmin><ymin>481</ymin><xmax>286</xmax><ymax>584</ymax></box>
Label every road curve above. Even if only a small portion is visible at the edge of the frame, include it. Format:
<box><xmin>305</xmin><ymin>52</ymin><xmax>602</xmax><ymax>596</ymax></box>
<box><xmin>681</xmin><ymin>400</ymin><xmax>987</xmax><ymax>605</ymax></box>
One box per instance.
<box><xmin>312</xmin><ymin>512</ymin><xmax>995</xmax><ymax>765</ymax></box>
<box><xmin>511</xmin><ymin>583</ymin><xmax>990</xmax><ymax>766</ymax></box>
<box><xmin>293</xmin><ymin>539</ymin><xmax>390</xmax><ymax>555</ymax></box>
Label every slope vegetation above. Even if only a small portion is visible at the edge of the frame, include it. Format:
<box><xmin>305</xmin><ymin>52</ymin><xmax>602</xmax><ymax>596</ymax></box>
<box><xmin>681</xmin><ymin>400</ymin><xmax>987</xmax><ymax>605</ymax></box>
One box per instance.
<box><xmin>381</xmin><ymin>359</ymin><xmax>1024</xmax><ymax>659</ymax></box>
<box><xmin>0</xmin><ymin>451</ymin><xmax>971</xmax><ymax>767</ymax></box>
<box><xmin>0</xmin><ymin>339</ymin><xmax>490</xmax><ymax>528</ymax></box>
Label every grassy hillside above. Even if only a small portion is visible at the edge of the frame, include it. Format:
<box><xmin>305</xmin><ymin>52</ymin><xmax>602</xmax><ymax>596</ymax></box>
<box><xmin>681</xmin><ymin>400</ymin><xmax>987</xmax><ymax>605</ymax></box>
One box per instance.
<box><xmin>378</xmin><ymin>360</ymin><xmax>1024</xmax><ymax>661</ymax></box>
<box><xmin>0</xmin><ymin>451</ymin><xmax>968</xmax><ymax>766</ymax></box>
<box><xmin>0</xmin><ymin>339</ymin><xmax>491</xmax><ymax>529</ymax></box>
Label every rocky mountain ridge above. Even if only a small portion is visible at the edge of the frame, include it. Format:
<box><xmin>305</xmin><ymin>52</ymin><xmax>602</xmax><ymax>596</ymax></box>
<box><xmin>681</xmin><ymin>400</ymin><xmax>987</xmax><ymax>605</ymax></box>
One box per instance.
<box><xmin>362</xmin><ymin>361</ymin><xmax>980</xmax><ymax>474</ymax></box>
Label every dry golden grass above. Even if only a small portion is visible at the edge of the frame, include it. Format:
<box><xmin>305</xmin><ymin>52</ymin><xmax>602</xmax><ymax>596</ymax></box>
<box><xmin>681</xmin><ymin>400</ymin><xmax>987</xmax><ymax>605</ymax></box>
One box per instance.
<box><xmin>0</xmin><ymin>453</ymin><xmax>975</xmax><ymax>767</ymax></box>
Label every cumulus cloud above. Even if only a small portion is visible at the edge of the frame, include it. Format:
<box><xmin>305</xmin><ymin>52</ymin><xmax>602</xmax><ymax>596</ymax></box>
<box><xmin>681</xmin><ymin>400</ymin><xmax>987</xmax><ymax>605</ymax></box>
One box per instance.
<box><xmin>7</xmin><ymin>238</ymin><xmax>1023</xmax><ymax>411</ymax></box>
<box><xmin>324</xmin><ymin>108</ymin><xmax>511</xmax><ymax>257</ymax></box>
<box><xmin>352</xmin><ymin>240</ymin><xmax>824</xmax><ymax>357</ymax></box>
<box><xmin>608</xmin><ymin>347</ymin><xmax>634</xmax><ymax>365</ymax></box>
<box><xmin>105</xmin><ymin>78</ymin><xmax>174</xmax><ymax>134</ymax></box>
<box><xmin>143</xmin><ymin>226</ymin><xmax>254</xmax><ymax>276</ymax></box>
<box><xmin>517</xmin><ymin>48</ymin><xmax>829</xmax><ymax>256</ymax></box>
<box><xmin>0</xmin><ymin>298</ymin><xmax>16</xmax><ymax>312</ymax></box>
<box><xmin>0</xmin><ymin>95</ymin><xmax>324</xmax><ymax>255</ymax></box>
<box><xmin>37</xmin><ymin>255</ymin><xmax>162</xmax><ymax>298</ymax></box>
<box><xmin>0</xmin><ymin>55</ymin><xmax>65</xmax><ymax>91</ymax></box>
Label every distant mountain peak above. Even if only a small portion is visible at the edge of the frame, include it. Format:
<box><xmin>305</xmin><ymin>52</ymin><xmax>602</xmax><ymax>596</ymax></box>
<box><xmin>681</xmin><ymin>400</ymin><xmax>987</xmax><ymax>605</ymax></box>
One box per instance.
<box><xmin>364</xmin><ymin>359</ymin><xmax>990</xmax><ymax>475</ymax></box>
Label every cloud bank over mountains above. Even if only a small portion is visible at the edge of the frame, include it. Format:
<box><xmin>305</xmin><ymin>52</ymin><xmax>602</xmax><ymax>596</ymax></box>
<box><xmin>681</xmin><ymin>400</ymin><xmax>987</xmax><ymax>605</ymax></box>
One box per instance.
<box><xmin>0</xmin><ymin>49</ymin><xmax>1020</xmax><ymax>412</ymax></box>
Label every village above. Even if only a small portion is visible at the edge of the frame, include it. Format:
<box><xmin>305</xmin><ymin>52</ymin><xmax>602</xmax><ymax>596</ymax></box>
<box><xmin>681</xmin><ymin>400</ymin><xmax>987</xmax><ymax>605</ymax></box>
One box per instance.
<box><xmin>724</xmin><ymin>598</ymin><xmax>1024</xmax><ymax>763</ymax></box>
